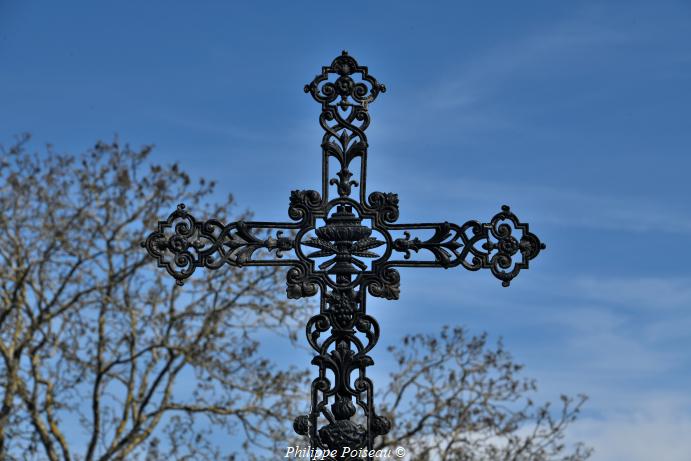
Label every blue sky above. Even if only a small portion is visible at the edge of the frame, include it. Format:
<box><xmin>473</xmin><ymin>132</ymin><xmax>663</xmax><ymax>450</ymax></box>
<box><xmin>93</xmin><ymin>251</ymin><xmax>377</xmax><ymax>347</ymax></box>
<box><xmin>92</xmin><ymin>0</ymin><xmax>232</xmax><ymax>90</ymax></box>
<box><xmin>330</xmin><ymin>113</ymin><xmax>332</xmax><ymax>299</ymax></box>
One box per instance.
<box><xmin>2</xmin><ymin>1</ymin><xmax>691</xmax><ymax>460</ymax></box>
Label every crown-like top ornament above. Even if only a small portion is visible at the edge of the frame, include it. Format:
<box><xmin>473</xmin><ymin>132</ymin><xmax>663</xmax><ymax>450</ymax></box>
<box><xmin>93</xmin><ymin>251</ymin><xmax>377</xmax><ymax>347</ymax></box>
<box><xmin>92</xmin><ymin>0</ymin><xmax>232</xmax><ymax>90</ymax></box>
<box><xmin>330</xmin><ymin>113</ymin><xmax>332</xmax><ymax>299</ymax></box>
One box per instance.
<box><xmin>304</xmin><ymin>50</ymin><xmax>386</xmax><ymax>110</ymax></box>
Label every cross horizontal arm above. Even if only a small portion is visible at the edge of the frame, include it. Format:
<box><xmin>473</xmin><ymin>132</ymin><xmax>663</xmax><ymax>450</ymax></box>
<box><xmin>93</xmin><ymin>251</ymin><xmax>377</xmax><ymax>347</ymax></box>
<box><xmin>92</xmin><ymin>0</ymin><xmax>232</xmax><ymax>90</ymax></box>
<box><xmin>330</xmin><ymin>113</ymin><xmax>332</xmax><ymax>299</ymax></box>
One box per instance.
<box><xmin>141</xmin><ymin>203</ymin><xmax>301</xmax><ymax>285</ymax></box>
<box><xmin>383</xmin><ymin>205</ymin><xmax>545</xmax><ymax>287</ymax></box>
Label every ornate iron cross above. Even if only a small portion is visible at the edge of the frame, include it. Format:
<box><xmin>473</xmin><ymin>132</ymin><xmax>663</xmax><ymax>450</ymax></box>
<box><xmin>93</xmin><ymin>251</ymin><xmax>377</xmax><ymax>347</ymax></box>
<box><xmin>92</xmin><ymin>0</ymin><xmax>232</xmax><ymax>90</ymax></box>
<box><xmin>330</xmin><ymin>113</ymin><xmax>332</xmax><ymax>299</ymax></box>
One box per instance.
<box><xmin>142</xmin><ymin>51</ymin><xmax>545</xmax><ymax>458</ymax></box>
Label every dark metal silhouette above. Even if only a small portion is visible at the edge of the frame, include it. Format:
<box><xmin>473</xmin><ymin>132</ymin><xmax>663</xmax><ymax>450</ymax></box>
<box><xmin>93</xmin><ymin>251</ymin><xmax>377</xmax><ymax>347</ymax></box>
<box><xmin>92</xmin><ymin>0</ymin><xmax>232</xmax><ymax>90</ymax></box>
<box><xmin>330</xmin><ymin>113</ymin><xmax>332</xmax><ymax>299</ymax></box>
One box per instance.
<box><xmin>142</xmin><ymin>51</ymin><xmax>545</xmax><ymax>459</ymax></box>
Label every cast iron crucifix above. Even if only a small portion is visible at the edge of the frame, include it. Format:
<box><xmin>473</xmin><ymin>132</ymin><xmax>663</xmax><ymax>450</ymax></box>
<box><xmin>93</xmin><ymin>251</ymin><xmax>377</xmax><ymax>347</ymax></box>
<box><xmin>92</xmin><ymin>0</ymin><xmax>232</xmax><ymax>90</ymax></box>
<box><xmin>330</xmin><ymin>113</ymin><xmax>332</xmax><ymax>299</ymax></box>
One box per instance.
<box><xmin>142</xmin><ymin>52</ymin><xmax>545</xmax><ymax>458</ymax></box>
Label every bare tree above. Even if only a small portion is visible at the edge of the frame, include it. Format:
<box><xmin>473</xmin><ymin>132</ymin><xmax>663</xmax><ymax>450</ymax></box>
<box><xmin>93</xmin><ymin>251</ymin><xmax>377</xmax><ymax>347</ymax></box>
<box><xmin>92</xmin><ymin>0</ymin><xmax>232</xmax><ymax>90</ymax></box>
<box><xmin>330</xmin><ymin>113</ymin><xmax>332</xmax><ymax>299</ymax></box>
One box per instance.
<box><xmin>0</xmin><ymin>136</ymin><xmax>309</xmax><ymax>461</ymax></box>
<box><xmin>375</xmin><ymin>326</ymin><xmax>592</xmax><ymax>460</ymax></box>
<box><xmin>0</xmin><ymin>136</ymin><xmax>590</xmax><ymax>460</ymax></box>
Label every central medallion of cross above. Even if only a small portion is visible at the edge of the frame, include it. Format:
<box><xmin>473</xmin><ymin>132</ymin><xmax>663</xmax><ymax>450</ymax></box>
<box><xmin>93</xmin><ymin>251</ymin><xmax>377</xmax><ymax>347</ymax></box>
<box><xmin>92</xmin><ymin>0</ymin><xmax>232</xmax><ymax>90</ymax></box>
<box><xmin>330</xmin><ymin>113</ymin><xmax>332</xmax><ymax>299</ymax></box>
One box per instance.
<box><xmin>143</xmin><ymin>51</ymin><xmax>545</xmax><ymax>459</ymax></box>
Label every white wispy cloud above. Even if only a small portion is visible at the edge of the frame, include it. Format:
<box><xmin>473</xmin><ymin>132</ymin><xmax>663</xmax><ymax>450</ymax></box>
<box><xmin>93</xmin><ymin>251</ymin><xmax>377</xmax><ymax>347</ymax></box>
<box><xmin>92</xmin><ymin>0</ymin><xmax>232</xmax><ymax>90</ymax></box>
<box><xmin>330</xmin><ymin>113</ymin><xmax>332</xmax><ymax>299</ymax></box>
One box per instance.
<box><xmin>397</xmin><ymin>271</ymin><xmax>691</xmax><ymax>436</ymax></box>
<box><xmin>421</xmin><ymin>6</ymin><xmax>632</xmax><ymax>111</ymax></box>
<box><xmin>391</xmin><ymin>175</ymin><xmax>691</xmax><ymax>234</ymax></box>
<box><xmin>569</xmin><ymin>276</ymin><xmax>691</xmax><ymax>311</ymax></box>
<box><xmin>427</xmin><ymin>33</ymin><xmax>626</xmax><ymax>112</ymax></box>
<box><xmin>570</xmin><ymin>394</ymin><xmax>691</xmax><ymax>461</ymax></box>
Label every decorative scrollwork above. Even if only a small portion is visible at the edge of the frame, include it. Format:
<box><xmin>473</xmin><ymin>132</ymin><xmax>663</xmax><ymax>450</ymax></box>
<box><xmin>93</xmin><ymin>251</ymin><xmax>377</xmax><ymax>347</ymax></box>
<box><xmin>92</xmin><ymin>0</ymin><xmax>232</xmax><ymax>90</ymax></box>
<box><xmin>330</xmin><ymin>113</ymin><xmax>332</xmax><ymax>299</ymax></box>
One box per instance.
<box><xmin>393</xmin><ymin>222</ymin><xmax>463</xmax><ymax>268</ymax></box>
<box><xmin>324</xmin><ymin>131</ymin><xmax>367</xmax><ymax>198</ymax></box>
<box><xmin>306</xmin><ymin>313</ymin><xmax>332</xmax><ymax>351</ymax></box>
<box><xmin>305</xmin><ymin>50</ymin><xmax>386</xmax><ymax>110</ymax></box>
<box><xmin>142</xmin><ymin>52</ymin><xmax>545</xmax><ymax>456</ymax></box>
<box><xmin>228</xmin><ymin>222</ymin><xmax>293</xmax><ymax>263</ymax></box>
<box><xmin>479</xmin><ymin>205</ymin><xmax>546</xmax><ymax>287</ymax></box>
<box><xmin>142</xmin><ymin>204</ymin><xmax>294</xmax><ymax>285</ymax></box>
<box><xmin>312</xmin><ymin>341</ymin><xmax>374</xmax><ymax>394</ymax></box>
<box><xmin>388</xmin><ymin>221</ymin><xmax>484</xmax><ymax>271</ymax></box>
<box><xmin>142</xmin><ymin>203</ymin><xmax>199</xmax><ymax>284</ymax></box>
<box><xmin>287</xmin><ymin>264</ymin><xmax>318</xmax><ymax>299</ymax></box>
<box><xmin>367</xmin><ymin>268</ymin><xmax>401</xmax><ymax>300</ymax></box>
<box><xmin>306</xmin><ymin>291</ymin><xmax>379</xmax><ymax>355</ymax></box>
<box><xmin>353</xmin><ymin>313</ymin><xmax>379</xmax><ymax>355</ymax></box>
<box><xmin>367</xmin><ymin>191</ymin><xmax>400</xmax><ymax>223</ymax></box>
<box><xmin>306</xmin><ymin>51</ymin><xmax>387</xmax><ymax>203</ymax></box>
<box><xmin>289</xmin><ymin>189</ymin><xmax>322</xmax><ymax>223</ymax></box>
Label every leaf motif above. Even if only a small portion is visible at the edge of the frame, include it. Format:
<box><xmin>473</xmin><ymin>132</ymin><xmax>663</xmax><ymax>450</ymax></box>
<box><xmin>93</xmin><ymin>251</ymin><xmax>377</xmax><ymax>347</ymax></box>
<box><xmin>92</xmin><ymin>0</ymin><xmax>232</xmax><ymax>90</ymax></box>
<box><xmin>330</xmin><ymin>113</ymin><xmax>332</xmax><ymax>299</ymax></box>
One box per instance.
<box><xmin>352</xmin><ymin>237</ymin><xmax>384</xmax><ymax>252</ymax></box>
<box><xmin>443</xmin><ymin>239</ymin><xmax>463</xmax><ymax>251</ymax></box>
<box><xmin>319</xmin><ymin>259</ymin><xmax>337</xmax><ymax>270</ymax></box>
<box><xmin>433</xmin><ymin>247</ymin><xmax>451</xmax><ymax>268</ymax></box>
<box><xmin>429</xmin><ymin>222</ymin><xmax>452</xmax><ymax>244</ymax></box>
<box><xmin>323</xmin><ymin>141</ymin><xmax>344</xmax><ymax>162</ymax></box>
<box><xmin>223</xmin><ymin>236</ymin><xmax>250</xmax><ymax>251</ymax></box>
<box><xmin>235</xmin><ymin>247</ymin><xmax>256</xmax><ymax>264</ymax></box>
<box><xmin>344</xmin><ymin>140</ymin><xmax>367</xmax><ymax>164</ymax></box>
<box><xmin>306</xmin><ymin>249</ymin><xmax>335</xmax><ymax>258</ymax></box>
<box><xmin>302</xmin><ymin>238</ymin><xmax>336</xmax><ymax>252</ymax></box>
<box><xmin>234</xmin><ymin>222</ymin><xmax>261</xmax><ymax>245</ymax></box>
<box><xmin>339</xmin><ymin>131</ymin><xmax>351</xmax><ymax>150</ymax></box>
<box><xmin>351</xmin><ymin>259</ymin><xmax>368</xmax><ymax>270</ymax></box>
<box><xmin>351</xmin><ymin>251</ymin><xmax>379</xmax><ymax>258</ymax></box>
